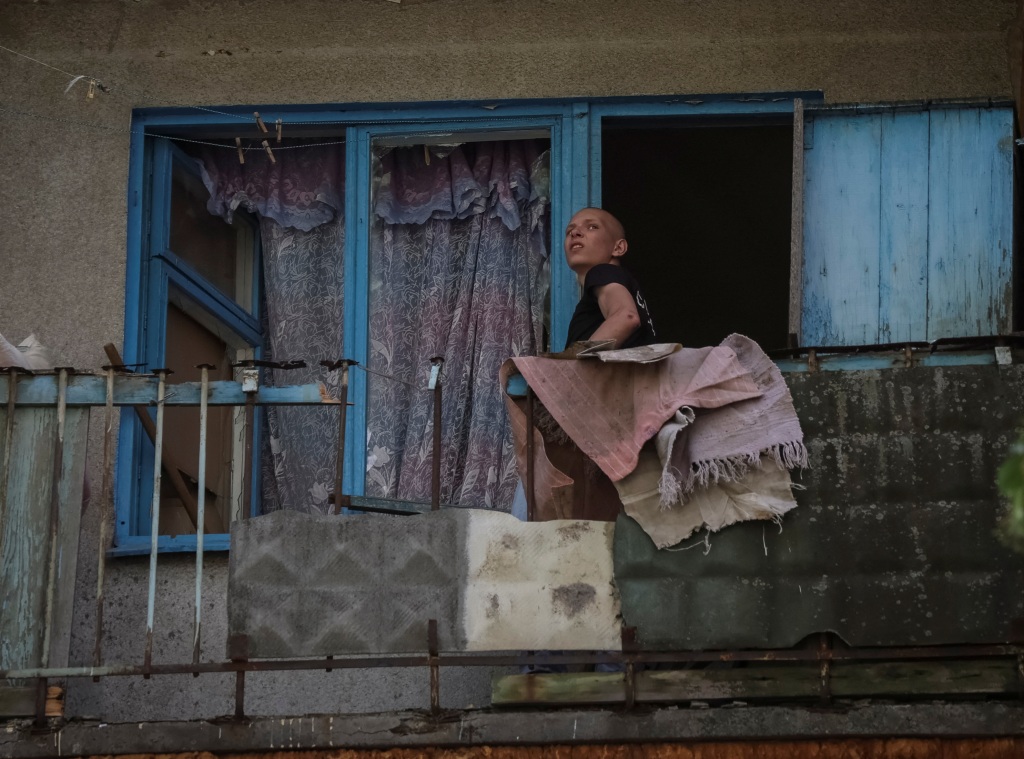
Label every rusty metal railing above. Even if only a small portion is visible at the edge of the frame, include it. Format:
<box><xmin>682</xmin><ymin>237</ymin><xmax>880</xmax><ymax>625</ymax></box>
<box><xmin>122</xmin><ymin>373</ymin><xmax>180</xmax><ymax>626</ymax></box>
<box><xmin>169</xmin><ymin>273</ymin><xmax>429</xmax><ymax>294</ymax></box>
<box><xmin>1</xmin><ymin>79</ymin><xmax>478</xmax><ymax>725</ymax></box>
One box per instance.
<box><xmin>1</xmin><ymin>361</ymin><xmax>1022</xmax><ymax>726</ymax></box>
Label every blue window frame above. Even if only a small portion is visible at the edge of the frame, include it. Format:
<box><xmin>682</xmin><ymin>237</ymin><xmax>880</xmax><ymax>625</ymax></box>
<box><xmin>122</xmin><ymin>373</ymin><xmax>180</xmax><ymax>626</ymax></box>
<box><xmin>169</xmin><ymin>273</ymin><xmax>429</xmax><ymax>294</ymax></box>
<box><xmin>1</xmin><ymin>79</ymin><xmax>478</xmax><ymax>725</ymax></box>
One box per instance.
<box><xmin>115</xmin><ymin>139</ymin><xmax>262</xmax><ymax>554</ymax></box>
<box><xmin>117</xmin><ymin>93</ymin><xmax>821</xmax><ymax>553</ymax></box>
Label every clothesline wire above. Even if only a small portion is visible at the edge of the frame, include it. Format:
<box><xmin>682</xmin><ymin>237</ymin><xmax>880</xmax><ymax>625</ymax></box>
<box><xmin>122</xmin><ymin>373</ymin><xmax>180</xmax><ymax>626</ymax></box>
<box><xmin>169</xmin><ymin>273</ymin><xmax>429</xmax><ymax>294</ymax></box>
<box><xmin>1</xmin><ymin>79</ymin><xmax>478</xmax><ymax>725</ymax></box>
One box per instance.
<box><xmin>0</xmin><ymin>41</ymin><xmax>549</xmax><ymax>131</ymax></box>
<box><xmin>0</xmin><ymin>99</ymin><xmax>548</xmax><ymax>153</ymax></box>
<box><xmin>0</xmin><ymin>103</ymin><xmax>350</xmax><ymax>152</ymax></box>
<box><xmin>355</xmin><ymin>363</ymin><xmax>437</xmax><ymax>392</ymax></box>
<box><xmin>0</xmin><ymin>42</ymin><xmax>80</xmax><ymax>78</ymax></box>
<box><xmin>0</xmin><ymin>41</ymin><xmax>255</xmax><ymax>123</ymax></box>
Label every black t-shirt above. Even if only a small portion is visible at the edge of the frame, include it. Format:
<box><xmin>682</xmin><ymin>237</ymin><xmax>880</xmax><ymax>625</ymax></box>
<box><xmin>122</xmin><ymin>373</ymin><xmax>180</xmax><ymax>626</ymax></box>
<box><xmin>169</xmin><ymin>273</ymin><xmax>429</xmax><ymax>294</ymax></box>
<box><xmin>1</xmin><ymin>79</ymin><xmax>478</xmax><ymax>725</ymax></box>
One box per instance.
<box><xmin>564</xmin><ymin>264</ymin><xmax>656</xmax><ymax>350</ymax></box>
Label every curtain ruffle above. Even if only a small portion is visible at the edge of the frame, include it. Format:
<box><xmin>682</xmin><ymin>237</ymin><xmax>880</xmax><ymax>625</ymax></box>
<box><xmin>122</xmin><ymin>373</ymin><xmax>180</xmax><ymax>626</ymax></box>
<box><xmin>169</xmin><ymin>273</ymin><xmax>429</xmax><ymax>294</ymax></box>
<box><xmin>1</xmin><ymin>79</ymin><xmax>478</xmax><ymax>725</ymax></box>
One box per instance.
<box><xmin>374</xmin><ymin>140</ymin><xmax>550</xmax><ymax>231</ymax></box>
<box><xmin>197</xmin><ymin>143</ymin><xmax>345</xmax><ymax>232</ymax></box>
<box><xmin>198</xmin><ymin>139</ymin><xmax>549</xmax><ymax>235</ymax></box>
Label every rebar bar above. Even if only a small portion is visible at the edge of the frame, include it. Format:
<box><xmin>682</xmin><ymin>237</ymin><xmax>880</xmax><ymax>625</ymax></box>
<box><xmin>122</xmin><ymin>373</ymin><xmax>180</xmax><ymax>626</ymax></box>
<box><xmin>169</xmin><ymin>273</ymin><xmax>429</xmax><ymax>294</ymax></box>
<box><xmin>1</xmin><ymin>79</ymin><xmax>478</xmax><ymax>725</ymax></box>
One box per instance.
<box><xmin>37</xmin><ymin>368</ymin><xmax>68</xmax><ymax>725</ymax></box>
<box><xmin>144</xmin><ymin>370</ymin><xmax>167</xmax><ymax>674</ymax></box>
<box><xmin>525</xmin><ymin>388</ymin><xmax>535</xmax><ymax>522</ymax></box>
<box><xmin>428</xmin><ymin>358</ymin><xmax>444</xmax><ymax>511</ymax></box>
<box><xmin>2</xmin><ymin>642</ymin><xmax>1019</xmax><ymax>682</ymax></box>
<box><xmin>93</xmin><ymin>366</ymin><xmax>115</xmax><ymax>672</ymax></box>
<box><xmin>40</xmin><ymin>369</ymin><xmax>68</xmax><ymax>670</ymax></box>
<box><xmin>193</xmin><ymin>365</ymin><xmax>211</xmax><ymax>668</ymax></box>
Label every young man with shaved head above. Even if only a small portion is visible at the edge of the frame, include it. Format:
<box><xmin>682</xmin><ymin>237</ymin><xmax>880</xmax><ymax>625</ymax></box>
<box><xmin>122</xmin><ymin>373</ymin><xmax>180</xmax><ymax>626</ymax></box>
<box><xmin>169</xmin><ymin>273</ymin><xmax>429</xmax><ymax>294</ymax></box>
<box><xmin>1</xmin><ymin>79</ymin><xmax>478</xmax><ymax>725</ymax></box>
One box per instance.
<box><xmin>563</xmin><ymin>207</ymin><xmax>656</xmax><ymax>350</ymax></box>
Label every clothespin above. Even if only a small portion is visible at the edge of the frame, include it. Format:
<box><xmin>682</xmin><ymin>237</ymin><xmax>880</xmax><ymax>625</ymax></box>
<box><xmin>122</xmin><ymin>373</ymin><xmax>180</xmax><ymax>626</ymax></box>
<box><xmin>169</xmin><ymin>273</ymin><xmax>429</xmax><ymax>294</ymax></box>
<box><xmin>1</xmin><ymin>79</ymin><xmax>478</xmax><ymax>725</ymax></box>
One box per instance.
<box><xmin>262</xmin><ymin>139</ymin><xmax>276</xmax><ymax>164</ymax></box>
<box><xmin>254</xmin><ymin>111</ymin><xmax>269</xmax><ymax>134</ymax></box>
<box><xmin>275</xmin><ymin>118</ymin><xmax>283</xmax><ymax>144</ymax></box>
<box><xmin>235</xmin><ymin>137</ymin><xmax>245</xmax><ymax>165</ymax></box>
<box><xmin>423</xmin><ymin>144</ymin><xmax>431</xmax><ymax>166</ymax></box>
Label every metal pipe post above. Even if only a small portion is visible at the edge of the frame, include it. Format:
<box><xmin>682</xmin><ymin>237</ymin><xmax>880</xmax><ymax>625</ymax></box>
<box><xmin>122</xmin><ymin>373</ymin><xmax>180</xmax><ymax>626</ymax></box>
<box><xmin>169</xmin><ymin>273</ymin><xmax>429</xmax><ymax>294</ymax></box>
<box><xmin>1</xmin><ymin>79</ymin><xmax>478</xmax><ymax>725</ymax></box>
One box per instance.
<box><xmin>144</xmin><ymin>370</ymin><xmax>168</xmax><ymax>674</ymax></box>
<box><xmin>318</xmin><ymin>358</ymin><xmax>356</xmax><ymax>512</ymax></box>
<box><xmin>428</xmin><ymin>358</ymin><xmax>444</xmax><ymax>511</ymax></box>
<box><xmin>37</xmin><ymin>368</ymin><xmax>68</xmax><ymax>724</ymax></box>
<box><xmin>428</xmin><ymin>619</ymin><xmax>440</xmax><ymax>713</ymax></box>
<box><xmin>40</xmin><ymin>369</ymin><xmax>69</xmax><ymax>669</ymax></box>
<box><xmin>621</xmin><ymin>626</ymin><xmax>639</xmax><ymax>710</ymax></box>
<box><xmin>335</xmin><ymin>362</ymin><xmax>350</xmax><ymax>510</ymax></box>
<box><xmin>193</xmin><ymin>365</ymin><xmax>211</xmax><ymax>669</ymax></box>
<box><xmin>93</xmin><ymin>366</ymin><xmax>115</xmax><ymax>671</ymax></box>
<box><xmin>234</xmin><ymin>671</ymin><xmax>246</xmax><ymax>719</ymax></box>
<box><xmin>525</xmin><ymin>388</ymin><xmax>535</xmax><ymax>522</ymax></box>
<box><xmin>242</xmin><ymin>402</ymin><xmax>254</xmax><ymax>519</ymax></box>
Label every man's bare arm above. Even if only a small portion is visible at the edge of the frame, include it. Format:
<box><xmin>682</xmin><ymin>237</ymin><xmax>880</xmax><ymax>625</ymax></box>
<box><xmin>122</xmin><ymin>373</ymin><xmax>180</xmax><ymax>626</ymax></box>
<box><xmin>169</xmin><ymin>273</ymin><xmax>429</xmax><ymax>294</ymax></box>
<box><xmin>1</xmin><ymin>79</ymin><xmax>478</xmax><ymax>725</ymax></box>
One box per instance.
<box><xmin>590</xmin><ymin>282</ymin><xmax>641</xmax><ymax>348</ymax></box>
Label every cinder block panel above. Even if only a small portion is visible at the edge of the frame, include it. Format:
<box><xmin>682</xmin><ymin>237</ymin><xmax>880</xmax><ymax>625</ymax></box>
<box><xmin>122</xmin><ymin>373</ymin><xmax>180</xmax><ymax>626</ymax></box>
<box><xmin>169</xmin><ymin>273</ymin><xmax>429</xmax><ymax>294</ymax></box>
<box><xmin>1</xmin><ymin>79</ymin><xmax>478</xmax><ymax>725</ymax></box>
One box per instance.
<box><xmin>228</xmin><ymin>509</ymin><xmax>621</xmax><ymax>656</ymax></box>
<box><xmin>227</xmin><ymin>510</ymin><xmax>463</xmax><ymax>657</ymax></box>
<box><xmin>463</xmin><ymin>514</ymin><xmax>619</xmax><ymax>651</ymax></box>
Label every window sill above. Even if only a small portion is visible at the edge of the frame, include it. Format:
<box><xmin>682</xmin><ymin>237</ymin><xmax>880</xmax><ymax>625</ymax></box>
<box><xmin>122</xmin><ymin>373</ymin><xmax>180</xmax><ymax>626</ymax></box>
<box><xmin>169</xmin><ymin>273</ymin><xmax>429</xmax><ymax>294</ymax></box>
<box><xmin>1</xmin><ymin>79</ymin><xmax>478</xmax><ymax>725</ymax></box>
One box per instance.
<box><xmin>109</xmin><ymin>533</ymin><xmax>231</xmax><ymax>557</ymax></box>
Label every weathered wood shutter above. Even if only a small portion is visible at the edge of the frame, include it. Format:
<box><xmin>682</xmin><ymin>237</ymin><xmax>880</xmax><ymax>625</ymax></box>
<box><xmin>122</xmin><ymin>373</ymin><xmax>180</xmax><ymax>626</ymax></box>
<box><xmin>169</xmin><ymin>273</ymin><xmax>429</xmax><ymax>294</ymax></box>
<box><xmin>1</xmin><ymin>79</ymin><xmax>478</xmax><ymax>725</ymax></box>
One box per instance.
<box><xmin>0</xmin><ymin>403</ymin><xmax>88</xmax><ymax>716</ymax></box>
<box><xmin>798</xmin><ymin>105</ymin><xmax>1013</xmax><ymax>346</ymax></box>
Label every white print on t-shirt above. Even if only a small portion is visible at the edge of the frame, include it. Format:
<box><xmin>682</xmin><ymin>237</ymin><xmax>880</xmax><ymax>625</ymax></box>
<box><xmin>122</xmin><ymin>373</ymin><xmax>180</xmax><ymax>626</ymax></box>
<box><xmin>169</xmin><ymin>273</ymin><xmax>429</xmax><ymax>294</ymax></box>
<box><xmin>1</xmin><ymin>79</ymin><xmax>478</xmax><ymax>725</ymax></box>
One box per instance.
<box><xmin>635</xmin><ymin>292</ymin><xmax>655</xmax><ymax>336</ymax></box>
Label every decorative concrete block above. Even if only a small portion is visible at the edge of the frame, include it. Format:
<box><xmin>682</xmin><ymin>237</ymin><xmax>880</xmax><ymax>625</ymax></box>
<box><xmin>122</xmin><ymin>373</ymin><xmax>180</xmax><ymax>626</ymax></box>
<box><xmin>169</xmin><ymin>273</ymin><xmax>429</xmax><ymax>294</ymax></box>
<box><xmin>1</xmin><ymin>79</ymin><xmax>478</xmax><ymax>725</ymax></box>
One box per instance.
<box><xmin>228</xmin><ymin>509</ymin><xmax>620</xmax><ymax>657</ymax></box>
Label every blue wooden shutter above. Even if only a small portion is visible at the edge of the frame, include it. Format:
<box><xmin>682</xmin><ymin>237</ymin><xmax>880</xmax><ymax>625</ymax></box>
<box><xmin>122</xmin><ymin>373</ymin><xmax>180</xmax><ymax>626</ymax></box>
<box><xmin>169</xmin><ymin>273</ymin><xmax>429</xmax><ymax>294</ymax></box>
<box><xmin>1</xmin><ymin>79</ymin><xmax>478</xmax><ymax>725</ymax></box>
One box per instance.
<box><xmin>801</xmin><ymin>106</ymin><xmax>1013</xmax><ymax>345</ymax></box>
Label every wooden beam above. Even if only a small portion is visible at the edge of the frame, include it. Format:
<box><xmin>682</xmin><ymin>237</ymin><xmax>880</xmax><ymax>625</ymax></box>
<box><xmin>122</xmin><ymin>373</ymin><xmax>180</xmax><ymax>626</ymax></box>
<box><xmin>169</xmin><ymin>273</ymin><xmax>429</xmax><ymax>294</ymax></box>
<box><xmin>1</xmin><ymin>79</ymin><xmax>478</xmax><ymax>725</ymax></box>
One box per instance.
<box><xmin>492</xmin><ymin>660</ymin><xmax>1018</xmax><ymax>706</ymax></box>
<box><xmin>0</xmin><ymin>373</ymin><xmax>326</xmax><ymax>407</ymax></box>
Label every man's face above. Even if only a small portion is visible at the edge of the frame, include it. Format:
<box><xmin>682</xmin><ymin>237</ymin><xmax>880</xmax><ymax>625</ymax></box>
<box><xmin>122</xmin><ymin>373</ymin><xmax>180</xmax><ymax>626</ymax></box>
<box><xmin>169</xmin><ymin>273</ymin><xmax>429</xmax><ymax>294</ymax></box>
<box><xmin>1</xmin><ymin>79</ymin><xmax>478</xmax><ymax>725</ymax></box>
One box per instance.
<box><xmin>563</xmin><ymin>209</ymin><xmax>626</xmax><ymax>275</ymax></box>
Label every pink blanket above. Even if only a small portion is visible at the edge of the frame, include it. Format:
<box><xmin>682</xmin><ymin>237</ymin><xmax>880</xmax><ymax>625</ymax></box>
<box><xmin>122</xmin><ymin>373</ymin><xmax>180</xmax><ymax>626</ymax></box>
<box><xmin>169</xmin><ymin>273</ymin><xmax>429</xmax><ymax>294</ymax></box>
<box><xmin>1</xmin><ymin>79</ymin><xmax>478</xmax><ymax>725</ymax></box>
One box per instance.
<box><xmin>503</xmin><ymin>334</ymin><xmax>806</xmax><ymax>518</ymax></box>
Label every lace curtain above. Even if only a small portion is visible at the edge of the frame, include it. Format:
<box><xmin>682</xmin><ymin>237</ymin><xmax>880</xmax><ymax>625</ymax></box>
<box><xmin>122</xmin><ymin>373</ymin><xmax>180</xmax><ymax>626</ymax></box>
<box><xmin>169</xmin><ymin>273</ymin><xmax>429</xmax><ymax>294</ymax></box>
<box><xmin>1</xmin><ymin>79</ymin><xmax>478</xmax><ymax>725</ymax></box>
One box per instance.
<box><xmin>198</xmin><ymin>139</ymin><xmax>548</xmax><ymax>513</ymax></box>
<box><xmin>199</xmin><ymin>145</ymin><xmax>346</xmax><ymax>514</ymax></box>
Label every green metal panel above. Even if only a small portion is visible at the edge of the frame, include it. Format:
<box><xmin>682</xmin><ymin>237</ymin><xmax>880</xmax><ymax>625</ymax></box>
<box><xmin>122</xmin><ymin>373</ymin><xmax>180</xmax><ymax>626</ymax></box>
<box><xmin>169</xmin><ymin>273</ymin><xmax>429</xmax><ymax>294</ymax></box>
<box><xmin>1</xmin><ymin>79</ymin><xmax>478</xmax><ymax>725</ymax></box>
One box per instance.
<box><xmin>614</xmin><ymin>363</ymin><xmax>1024</xmax><ymax>650</ymax></box>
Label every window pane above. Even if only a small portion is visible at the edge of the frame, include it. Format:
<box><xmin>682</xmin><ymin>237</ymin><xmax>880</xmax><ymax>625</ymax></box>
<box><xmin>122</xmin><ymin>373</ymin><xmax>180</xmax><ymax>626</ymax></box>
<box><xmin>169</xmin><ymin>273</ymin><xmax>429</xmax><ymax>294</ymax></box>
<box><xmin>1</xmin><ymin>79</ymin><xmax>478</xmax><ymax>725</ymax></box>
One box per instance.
<box><xmin>170</xmin><ymin>161</ymin><xmax>255</xmax><ymax>311</ymax></box>
<box><xmin>158</xmin><ymin>300</ymin><xmax>249</xmax><ymax>535</ymax></box>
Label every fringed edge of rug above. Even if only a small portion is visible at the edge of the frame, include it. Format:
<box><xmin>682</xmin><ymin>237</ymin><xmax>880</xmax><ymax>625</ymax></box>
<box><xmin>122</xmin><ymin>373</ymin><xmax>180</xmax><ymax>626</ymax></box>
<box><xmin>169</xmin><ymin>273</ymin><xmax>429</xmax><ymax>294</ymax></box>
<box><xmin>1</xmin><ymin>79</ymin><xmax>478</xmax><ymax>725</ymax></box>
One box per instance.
<box><xmin>657</xmin><ymin>465</ymin><xmax>685</xmax><ymax>510</ymax></box>
<box><xmin>658</xmin><ymin>440</ymin><xmax>809</xmax><ymax>508</ymax></box>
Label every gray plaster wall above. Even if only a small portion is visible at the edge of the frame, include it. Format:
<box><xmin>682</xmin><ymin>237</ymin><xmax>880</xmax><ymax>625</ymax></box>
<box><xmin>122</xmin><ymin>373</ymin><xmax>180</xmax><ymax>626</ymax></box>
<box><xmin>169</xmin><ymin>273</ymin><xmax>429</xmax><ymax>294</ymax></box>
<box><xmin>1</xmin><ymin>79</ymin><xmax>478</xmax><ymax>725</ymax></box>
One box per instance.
<box><xmin>0</xmin><ymin>0</ymin><xmax>1016</xmax><ymax>724</ymax></box>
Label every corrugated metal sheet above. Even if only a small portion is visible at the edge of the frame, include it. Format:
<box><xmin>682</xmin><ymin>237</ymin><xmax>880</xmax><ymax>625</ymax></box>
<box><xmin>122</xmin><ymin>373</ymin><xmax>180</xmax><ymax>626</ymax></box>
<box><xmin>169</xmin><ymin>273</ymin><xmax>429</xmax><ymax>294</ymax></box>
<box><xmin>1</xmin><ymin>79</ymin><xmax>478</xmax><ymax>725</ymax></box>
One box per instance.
<box><xmin>615</xmin><ymin>363</ymin><xmax>1024</xmax><ymax>649</ymax></box>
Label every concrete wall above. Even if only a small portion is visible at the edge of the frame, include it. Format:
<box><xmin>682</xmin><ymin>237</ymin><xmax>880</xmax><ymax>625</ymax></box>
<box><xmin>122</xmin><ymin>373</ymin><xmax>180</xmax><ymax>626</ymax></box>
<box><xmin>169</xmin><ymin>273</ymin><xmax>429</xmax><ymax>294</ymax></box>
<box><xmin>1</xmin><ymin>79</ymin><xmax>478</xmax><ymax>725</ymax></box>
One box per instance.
<box><xmin>0</xmin><ymin>0</ymin><xmax>1014</xmax><ymax>364</ymax></box>
<box><xmin>0</xmin><ymin>0</ymin><xmax>1016</xmax><ymax>724</ymax></box>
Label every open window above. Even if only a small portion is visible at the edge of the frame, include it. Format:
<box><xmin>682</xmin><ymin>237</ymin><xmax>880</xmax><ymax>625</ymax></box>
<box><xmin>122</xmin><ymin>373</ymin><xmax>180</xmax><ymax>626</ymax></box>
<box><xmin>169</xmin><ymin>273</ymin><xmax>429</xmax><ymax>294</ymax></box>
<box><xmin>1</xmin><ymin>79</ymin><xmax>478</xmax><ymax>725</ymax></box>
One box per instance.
<box><xmin>601</xmin><ymin>117</ymin><xmax>794</xmax><ymax>351</ymax></box>
<box><xmin>120</xmin><ymin>95</ymin><xmax>1015</xmax><ymax>552</ymax></box>
<box><xmin>117</xmin><ymin>140</ymin><xmax>261</xmax><ymax>552</ymax></box>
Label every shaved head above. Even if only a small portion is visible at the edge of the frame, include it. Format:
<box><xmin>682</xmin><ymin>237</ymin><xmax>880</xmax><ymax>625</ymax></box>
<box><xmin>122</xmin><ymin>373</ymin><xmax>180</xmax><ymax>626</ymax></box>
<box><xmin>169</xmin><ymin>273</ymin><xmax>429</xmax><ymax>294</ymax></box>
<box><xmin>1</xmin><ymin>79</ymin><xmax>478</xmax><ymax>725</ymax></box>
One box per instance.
<box><xmin>564</xmin><ymin>207</ymin><xmax>630</xmax><ymax>280</ymax></box>
<box><xmin>577</xmin><ymin>207</ymin><xmax>625</xmax><ymax>243</ymax></box>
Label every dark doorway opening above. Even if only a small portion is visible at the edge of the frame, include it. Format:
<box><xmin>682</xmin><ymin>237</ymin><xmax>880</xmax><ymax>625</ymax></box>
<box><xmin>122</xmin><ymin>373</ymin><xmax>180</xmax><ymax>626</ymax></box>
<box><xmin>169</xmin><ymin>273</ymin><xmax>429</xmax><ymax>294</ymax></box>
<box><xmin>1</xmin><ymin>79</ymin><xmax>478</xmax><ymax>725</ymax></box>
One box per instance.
<box><xmin>601</xmin><ymin>120</ymin><xmax>794</xmax><ymax>350</ymax></box>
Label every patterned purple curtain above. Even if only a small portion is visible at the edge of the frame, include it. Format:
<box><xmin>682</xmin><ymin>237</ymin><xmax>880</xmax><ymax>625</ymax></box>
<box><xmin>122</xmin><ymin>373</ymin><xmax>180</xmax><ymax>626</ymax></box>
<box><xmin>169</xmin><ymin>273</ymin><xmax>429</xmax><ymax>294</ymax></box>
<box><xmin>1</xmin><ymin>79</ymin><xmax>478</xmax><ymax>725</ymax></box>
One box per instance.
<box><xmin>197</xmin><ymin>142</ymin><xmax>344</xmax><ymax>231</ymax></box>
<box><xmin>365</xmin><ymin>141</ymin><xmax>549</xmax><ymax>509</ymax></box>
<box><xmin>199</xmin><ymin>145</ymin><xmax>347</xmax><ymax>514</ymax></box>
<box><xmin>198</xmin><ymin>139</ymin><xmax>548</xmax><ymax>513</ymax></box>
